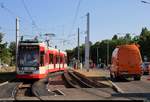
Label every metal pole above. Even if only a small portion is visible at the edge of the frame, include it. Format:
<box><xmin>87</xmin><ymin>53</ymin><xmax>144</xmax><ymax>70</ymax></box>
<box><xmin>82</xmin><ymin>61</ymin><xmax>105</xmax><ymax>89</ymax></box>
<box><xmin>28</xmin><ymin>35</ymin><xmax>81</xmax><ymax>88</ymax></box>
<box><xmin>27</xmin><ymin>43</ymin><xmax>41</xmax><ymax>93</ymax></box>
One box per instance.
<box><xmin>85</xmin><ymin>36</ymin><xmax>86</xmax><ymax>68</ymax></box>
<box><xmin>59</xmin><ymin>49</ymin><xmax>60</xmax><ymax>69</ymax></box>
<box><xmin>107</xmin><ymin>40</ymin><xmax>109</xmax><ymax>66</ymax></box>
<box><xmin>0</xmin><ymin>58</ymin><xmax>1</xmax><ymax>65</ymax></box>
<box><xmin>78</xmin><ymin>28</ymin><xmax>80</xmax><ymax>61</ymax></box>
<box><xmin>97</xmin><ymin>47</ymin><xmax>99</xmax><ymax>66</ymax></box>
<box><xmin>16</xmin><ymin>17</ymin><xmax>19</xmax><ymax>70</ymax></box>
<box><xmin>77</xmin><ymin>28</ymin><xmax>80</xmax><ymax>68</ymax></box>
<box><xmin>85</xmin><ymin>12</ymin><xmax>90</xmax><ymax>71</ymax></box>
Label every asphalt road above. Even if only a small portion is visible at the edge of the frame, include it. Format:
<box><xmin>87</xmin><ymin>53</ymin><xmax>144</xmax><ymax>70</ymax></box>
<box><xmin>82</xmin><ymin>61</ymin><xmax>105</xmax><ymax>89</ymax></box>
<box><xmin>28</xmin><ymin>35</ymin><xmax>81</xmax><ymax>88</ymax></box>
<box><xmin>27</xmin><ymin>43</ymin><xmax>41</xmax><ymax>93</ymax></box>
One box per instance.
<box><xmin>0</xmin><ymin>81</ymin><xmax>21</xmax><ymax>98</ymax></box>
<box><xmin>99</xmin><ymin>69</ymin><xmax>150</xmax><ymax>100</ymax></box>
<box><xmin>113</xmin><ymin>75</ymin><xmax>150</xmax><ymax>93</ymax></box>
<box><xmin>98</xmin><ymin>69</ymin><xmax>150</xmax><ymax>93</ymax></box>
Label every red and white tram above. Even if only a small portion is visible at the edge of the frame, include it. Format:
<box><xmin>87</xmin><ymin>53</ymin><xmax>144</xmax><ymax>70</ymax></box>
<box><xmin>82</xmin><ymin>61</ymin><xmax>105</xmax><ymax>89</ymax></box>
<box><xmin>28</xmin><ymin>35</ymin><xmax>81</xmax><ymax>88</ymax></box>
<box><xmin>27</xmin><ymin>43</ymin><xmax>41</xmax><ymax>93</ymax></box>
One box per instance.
<box><xmin>16</xmin><ymin>40</ymin><xmax>67</xmax><ymax>79</ymax></box>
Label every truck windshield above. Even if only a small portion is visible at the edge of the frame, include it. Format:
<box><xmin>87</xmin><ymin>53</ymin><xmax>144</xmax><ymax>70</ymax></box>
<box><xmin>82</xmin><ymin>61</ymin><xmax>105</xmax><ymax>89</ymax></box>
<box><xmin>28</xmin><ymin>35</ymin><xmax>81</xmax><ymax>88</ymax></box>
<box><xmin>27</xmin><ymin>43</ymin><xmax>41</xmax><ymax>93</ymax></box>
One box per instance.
<box><xmin>18</xmin><ymin>45</ymin><xmax>39</xmax><ymax>67</ymax></box>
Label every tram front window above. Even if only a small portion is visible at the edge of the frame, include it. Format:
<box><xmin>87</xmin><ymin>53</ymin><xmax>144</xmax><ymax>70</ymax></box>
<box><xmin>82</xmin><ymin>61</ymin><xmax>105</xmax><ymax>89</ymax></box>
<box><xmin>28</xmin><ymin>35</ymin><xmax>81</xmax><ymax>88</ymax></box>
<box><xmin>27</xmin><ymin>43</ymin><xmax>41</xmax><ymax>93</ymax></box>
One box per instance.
<box><xmin>18</xmin><ymin>46</ymin><xmax>39</xmax><ymax>67</ymax></box>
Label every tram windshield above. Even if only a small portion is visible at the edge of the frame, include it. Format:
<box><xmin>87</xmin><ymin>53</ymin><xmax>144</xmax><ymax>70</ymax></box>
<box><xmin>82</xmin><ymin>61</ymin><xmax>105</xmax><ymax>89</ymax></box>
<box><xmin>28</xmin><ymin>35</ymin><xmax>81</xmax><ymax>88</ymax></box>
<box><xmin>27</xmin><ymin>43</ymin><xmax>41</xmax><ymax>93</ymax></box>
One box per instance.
<box><xmin>18</xmin><ymin>45</ymin><xmax>39</xmax><ymax>67</ymax></box>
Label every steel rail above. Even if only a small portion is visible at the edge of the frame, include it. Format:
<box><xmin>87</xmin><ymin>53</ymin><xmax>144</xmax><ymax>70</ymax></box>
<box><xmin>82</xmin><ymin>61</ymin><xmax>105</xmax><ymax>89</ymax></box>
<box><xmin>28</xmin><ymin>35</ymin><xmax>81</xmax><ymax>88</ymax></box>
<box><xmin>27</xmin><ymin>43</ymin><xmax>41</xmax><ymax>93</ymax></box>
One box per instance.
<box><xmin>63</xmin><ymin>71</ymin><xmax>110</xmax><ymax>98</ymax></box>
<box><xmin>12</xmin><ymin>82</ymin><xmax>23</xmax><ymax>100</ymax></box>
<box><xmin>68</xmin><ymin>71</ymin><xmax>93</xmax><ymax>88</ymax></box>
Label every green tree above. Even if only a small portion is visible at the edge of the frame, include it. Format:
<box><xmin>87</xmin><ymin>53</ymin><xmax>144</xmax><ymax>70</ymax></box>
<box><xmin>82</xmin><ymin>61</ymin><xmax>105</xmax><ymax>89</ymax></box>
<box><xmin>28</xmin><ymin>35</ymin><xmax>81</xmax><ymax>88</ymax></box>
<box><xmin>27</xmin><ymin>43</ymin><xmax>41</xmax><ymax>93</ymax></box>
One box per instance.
<box><xmin>0</xmin><ymin>32</ymin><xmax>4</xmax><ymax>42</ymax></box>
<box><xmin>132</xmin><ymin>35</ymin><xmax>139</xmax><ymax>44</ymax></box>
<box><xmin>138</xmin><ymin>27</ymin><xmax>150</xmax><ymax>61</ymax></box>
<box><xmin>112</xmin><ymin>34</ymin><xmax>118</xmax><ymax>40</ymax></box>
<box><xmin>9</xmin><ymin>42</ymin><xmax>16</xmax><ymax>65</ymax></box>
<box><xmin>66</xmin><ymin>27</ymin><xmax>150</xmax><ymax>67</ymax></box>
<box><xmin>0</xmin><ymin>32</ymin><xmax>11</xmax><ymax>65</ymax></box>
<box><xmin>124</xmin><ymin>33</ymin><xmax>131</xmax><ymax>40</ymax></box>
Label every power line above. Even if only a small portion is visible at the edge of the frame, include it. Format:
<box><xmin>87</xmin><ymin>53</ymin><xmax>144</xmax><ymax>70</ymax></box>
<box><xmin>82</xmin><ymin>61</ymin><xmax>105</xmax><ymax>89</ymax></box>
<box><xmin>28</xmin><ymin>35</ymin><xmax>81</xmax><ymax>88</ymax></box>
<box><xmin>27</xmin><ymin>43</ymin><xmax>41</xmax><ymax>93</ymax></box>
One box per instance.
<box><xmin>0</xmin><ymin>2</ymin><xmax>16</xmax><ymax>18</ymax></box>
<box><xmin>0</xmin><ymin>2</ymin><xmax>32</xmax><ymax>33</ymax></box>
<box><xmin>67</xmin><ymin>0</ymin><xmax>82</xmax><ymax>38</ymax></box>
<box><xmin>66</xmin><ymin>0</ymin><xmax>83</xmax><ymax>50</ymax></box>
<box><xmin>21</xmin><ymin>0</ymin><xmax>39</xmax><ymax>32</ymax></box>
<box><xmin>1</xmin><ymin>1</ymin><xmax>42</xmax><ymax>36</ymax></box>
<box><xmin>0</xmin><ymin>2</ymin><xmax>28</xmax><ymax>22</ymax></box>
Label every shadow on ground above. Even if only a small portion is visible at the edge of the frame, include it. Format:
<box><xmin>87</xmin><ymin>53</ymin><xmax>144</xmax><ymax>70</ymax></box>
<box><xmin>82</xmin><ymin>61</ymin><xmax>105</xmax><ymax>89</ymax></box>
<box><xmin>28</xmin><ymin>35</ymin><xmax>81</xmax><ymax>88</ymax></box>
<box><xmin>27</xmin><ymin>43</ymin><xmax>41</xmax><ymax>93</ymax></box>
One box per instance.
<box><xmin>108</xmin><ymin>77</ymin><xmax>131</xmax><ymax>82</ymax></box>
<box><xmin>0</xmin><ymin>72</ymin><xmax>16</xmax><ymax>83</ymax></box>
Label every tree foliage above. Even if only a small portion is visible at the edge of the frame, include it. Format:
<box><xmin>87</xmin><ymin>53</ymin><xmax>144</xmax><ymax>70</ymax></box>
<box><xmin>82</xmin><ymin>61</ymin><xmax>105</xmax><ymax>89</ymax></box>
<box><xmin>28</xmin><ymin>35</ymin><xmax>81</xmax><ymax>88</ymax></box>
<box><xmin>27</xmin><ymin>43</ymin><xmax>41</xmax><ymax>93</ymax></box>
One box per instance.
<box><xmin>112</xmin><ymin>34</ymin><xmax>118</xmax><ymax>40</ymax></box>
<box><xmin>0</xmin><ymin>32</ymin><xmax>11</xmax><ymax>65</ymax></box>
<box><xmin>1</xmin><ymin>27</ymin><xmax>150</xmax><ymax>66</ymax></box>
<box><xmin>9</xmin><ymin>41</ymin><xmax>16</xmax><ymax>65</ymax></box>
<box><xmin>138</xmin><ymin>27</ymin><xmax>150</xmax><ymax>61</ymax></box>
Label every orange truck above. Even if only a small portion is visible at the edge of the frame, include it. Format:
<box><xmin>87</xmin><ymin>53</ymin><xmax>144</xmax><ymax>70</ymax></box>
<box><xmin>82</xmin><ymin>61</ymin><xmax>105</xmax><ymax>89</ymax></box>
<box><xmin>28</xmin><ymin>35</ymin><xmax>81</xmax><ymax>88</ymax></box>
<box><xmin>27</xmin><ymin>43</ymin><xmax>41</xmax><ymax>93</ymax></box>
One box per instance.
<box><xmin>110</xmin><ymin>44</ymin><xmax>143</xmax><ymax>80</ymax></box>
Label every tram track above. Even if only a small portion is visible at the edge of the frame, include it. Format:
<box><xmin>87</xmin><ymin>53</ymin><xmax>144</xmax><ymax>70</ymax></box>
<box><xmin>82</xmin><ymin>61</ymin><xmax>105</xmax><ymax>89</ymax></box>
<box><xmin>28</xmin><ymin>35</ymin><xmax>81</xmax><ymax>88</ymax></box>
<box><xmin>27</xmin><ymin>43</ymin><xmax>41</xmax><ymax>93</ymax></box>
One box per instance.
<box><xmin>12</xmin><ymin>80</ymin><xmax>40</xmax><ymax>100</ymax></box>
<box><xmin>13</xmin><ymin>79</ymin><xmax>56</xmax><ymax>101</ymax></box>
<box><xmin>63</xmin><ymin>70</ymin><xmax>112</xmax><ymax>88</ymax></box>
<box><xmin>46</xmin><ymin>70</ymin><xmax>110</xmax><ymax>99</ymax></box>
<box><xmin>47</xmin><ymin>70</ymin><xmax>110</xmax><ymax>97</ymax></box>
<box><xmin>0</xmin><ymin>71</ymin><xmax>67</xmax><ymax>100</ymax></box>
<box><xmin>68</xmin><ymin>71</ymin><xmax>93</xmax><ymax>88</ymax></box>
<box><xmin>46</xmin><ymin>71</ymin><xmax>67</xmax><ymax>96</ymax></box>
<box><xmin>0</xmin><ymin>70</ymin><xmax>131</xmax><ymax>100</ymax></box>
<box><xmin>62</xmin><ymin>70</ymin><xmax>115</xmax><ymax>98</ymax></box>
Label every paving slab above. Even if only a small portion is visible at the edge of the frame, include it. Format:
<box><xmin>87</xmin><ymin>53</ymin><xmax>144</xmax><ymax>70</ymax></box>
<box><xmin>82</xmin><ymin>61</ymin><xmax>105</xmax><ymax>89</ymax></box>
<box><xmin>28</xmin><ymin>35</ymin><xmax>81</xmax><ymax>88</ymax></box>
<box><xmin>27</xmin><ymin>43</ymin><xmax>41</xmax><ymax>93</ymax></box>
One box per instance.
<box><xmin>39</xmin><ymin>88</ymin><xmax>130</xmax><ymax>100</ymax></box>
<box><xmin>72</xmin><ymin>69</ymin><xmax>112</xmax><ymax>86</ymax></box>
<box><xmin>73</xmin><ymin>69</ymin><xmax>107</xmax><ymax>77</ymax></box>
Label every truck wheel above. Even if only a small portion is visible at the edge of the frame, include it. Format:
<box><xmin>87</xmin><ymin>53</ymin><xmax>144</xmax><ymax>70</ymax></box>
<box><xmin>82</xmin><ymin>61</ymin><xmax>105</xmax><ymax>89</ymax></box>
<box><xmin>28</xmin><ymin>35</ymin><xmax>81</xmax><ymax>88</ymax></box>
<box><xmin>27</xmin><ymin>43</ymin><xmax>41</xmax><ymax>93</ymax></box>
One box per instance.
<box><xmin>134</xmin><ymin>75</ymin><xmax>141</xmax><ymax>80</ymax></box>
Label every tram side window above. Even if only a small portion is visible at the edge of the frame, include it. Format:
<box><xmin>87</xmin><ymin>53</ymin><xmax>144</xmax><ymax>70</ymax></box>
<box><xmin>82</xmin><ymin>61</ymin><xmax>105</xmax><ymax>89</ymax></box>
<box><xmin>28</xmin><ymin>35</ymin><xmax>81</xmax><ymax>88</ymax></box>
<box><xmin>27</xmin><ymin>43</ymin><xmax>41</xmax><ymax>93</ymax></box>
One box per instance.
<box><xmin>60</xmin><ymin>57</ymin><xmax>63</xmax><ymax>63</ymax></box>
<box><xmin>45</xmin><ymin>53</ymin><xmax>49</xmax><ymax>65</ymax></box>
<box><xmin>56</xmin><ymin>55</ymin><xmax>58</xmax><ymax>64</ymax></box>
<box><xmin>49</xmin><ymin>54</ymin><xmax>53</xmax><ymax>64</ymax></box>
<box><xmin>56</xmin><ymin>55</ymin><xmax>61</xmax><ymax>64</ymax></box>
<box><xmin>40</xmin><ymin>51</ymin><xmax>44</xmax><ymax>66</ymax></box>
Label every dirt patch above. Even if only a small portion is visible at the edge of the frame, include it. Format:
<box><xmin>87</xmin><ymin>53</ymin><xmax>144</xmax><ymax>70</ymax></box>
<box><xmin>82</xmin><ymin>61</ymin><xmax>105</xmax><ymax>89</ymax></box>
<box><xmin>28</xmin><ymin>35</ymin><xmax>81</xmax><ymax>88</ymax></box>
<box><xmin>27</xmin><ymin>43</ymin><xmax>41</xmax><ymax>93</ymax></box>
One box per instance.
<box><xmin>0</xmin><ymin>66</ymin><xmax>16</xmax><ymax>72</ymax></box>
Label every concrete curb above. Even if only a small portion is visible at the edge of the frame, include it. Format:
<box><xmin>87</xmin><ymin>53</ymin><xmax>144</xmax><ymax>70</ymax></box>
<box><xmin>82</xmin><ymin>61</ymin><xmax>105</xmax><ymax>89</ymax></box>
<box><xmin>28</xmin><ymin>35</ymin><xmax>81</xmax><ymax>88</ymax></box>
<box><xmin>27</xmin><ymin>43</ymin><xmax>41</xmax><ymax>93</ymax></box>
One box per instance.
<box><xmin>107</xmin><ymin>80</ymin><xmax>124</xmax><ymax>93</ymax></box>
<box><xmin>0</xmin><ymin>78</ymin><xmax>16</xmax><ymax>87</ymax></box>
<box><xmin>97</xmin><ymin>70</ymin><xmax>124</xmax><ymax>93</ymax></box>
<box><xmin>0</xmin><ymin>98</ymin><xmax>14</xmax><ymax>101</ymax></box>
<box><xmin>0</xmin><ymin>81</ymin><xmax>8</xmax><ymax>86</ymax></box>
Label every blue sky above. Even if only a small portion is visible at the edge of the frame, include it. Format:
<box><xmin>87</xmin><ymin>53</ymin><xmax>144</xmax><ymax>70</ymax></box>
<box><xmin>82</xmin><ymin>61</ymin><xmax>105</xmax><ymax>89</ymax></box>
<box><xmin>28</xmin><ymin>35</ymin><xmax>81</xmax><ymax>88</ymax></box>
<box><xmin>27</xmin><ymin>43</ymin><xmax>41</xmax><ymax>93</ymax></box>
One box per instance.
<box><xmin>1</xmin><ymin>0</ymin><xmax>150</xmax><ymax>50</ymax></box>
